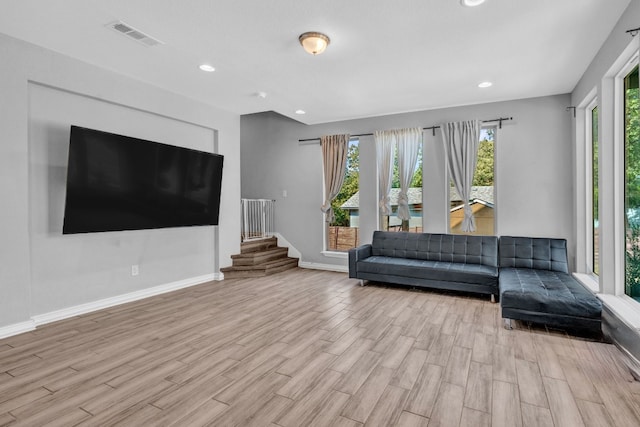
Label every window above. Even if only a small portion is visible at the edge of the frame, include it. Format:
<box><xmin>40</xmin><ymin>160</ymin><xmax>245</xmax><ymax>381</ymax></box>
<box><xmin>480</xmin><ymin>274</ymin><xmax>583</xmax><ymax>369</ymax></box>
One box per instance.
<box><xmin>587</xmin><ymin>102</ymin><xmax>599</xmax><ymax>276</ymax></box>
<box><xmin>625</xmin><ymin>65</ymin><xmax>640</xmax><ymax>300</ymax></box>
<box><xmin>382</xmin><ymin>144</ymin><xmax>423</xmax><ymax>233</ymax></box>
<box><xmin>573</xmin><ymin>38</ymin><xmax>640</xmax><ymax>322</ymax></box>
<box><xmin>327</xmin><ymin>138</ymin><xmax>359</xmax><ymax>251</ymax></box>
<box><xmin>450</xmin><ymin>128</ymin><xmax>495</xmax><ymax>235</ymax></box>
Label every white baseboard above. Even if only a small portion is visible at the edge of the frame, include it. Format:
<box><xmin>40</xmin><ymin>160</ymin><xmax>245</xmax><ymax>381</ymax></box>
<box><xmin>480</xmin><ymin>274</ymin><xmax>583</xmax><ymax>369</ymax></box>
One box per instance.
<box><xmin>299</xmin><ymin>261</ymin><xmax>348</xmax><ymax>273</ymax></box>
<box><xmin>0</xmin><ymin>320</ymin><xmax>36</xmax><ymax>340</ymax></box>
<box><xmin>31</xmin><ymin>273</ymin><xmax>216</xmax><ymax>327</ymax></box>
<box><xmin>0</xmin><ymin>273</ymin><xmax>220</xmax><ymax>339</ymax></box>
<box><xmin>273</xmin><ymin>233</ymin><xmax>347</xmax><ymax>273</ymax></box>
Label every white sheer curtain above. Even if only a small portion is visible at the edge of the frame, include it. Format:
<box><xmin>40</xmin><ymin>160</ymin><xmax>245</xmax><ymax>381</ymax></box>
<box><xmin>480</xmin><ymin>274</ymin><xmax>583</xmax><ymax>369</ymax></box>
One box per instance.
<box><xmin>396</xmin><ymin>128</ymin><xmax>423</xmax><ymax>221</ymax></box>
<box><xmin>374</xmin><ymin>130</ymin><xmax>395</xmax><ymax>217</ymax></box>
<box><xmin>441</xmin><ymin>120</ymin><xmax>481</xmax><ymax>232</ymax></box>
<box><xmin>320</xmin><ymin>134</ymin><xmax>350</xmax><ymax>223</ymax></box>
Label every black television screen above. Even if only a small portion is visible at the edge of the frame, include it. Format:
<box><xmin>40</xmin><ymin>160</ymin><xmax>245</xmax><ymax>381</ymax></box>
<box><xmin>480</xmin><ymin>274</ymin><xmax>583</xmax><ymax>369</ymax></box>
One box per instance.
<box><xmin>62</xmin><ymin>125</ymin><xmax>223</xmax><ymax>234</ymax></box>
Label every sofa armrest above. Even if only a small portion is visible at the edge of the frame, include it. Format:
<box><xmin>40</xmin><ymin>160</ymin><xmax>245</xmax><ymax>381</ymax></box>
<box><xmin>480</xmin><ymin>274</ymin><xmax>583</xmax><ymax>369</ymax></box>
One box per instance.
<box><xmin>349</xmin><ymin>244</ymin><xmax>372</xmax><ymax>278</ymax></box>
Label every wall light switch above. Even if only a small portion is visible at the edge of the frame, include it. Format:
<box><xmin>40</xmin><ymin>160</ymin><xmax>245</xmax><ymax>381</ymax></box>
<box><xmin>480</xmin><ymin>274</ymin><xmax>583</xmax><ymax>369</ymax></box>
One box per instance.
<box><xmin>131</xmin><ymin>265</ymin><xmax>139</xmax><ymax>276</ymax></box>
<box><xmin>282</xmin><ymin>190</ymin><xmax>288</xmax><ymax>198</ymax></box>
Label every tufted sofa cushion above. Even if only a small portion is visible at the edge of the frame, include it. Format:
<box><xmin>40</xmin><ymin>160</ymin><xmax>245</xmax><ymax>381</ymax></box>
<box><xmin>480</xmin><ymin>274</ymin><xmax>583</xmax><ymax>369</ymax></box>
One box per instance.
<box><xmin>500</xmin><ymin>268</ymin><xmax>602</xmax><ymax>320</ymax></box>
<box><xmin>499</xmin><ymin>236</ymin><xmax>568</xmax><ymax>273</ymax></box>
<box><xmin>358</xmin><ymin>256</ymin><xmax>499</xmax><ymax>287</ymax></box>
<box><xmin>370</xmin><ymin>231</ymin><xmax>498</xmax><ymax>267</ymax></box>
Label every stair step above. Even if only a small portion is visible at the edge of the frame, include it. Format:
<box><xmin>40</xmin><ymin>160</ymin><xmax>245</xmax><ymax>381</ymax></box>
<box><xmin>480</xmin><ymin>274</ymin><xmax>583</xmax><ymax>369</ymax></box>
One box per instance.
<box><xmin>266</xmin><ymin>258</ymin><xmax>299</xmax><ymax>275</ymax></box>
<box><xmin>240</xmin><ymin>237</ymin><xmax>278</xmax><ymax>254</ymax></box>
<box><xmin>231</xmin><ymin>246</ymin><xmax>289</xmax><ymax>266</ymax></box>
<box><xmin>223</xmin><ymin>256</ymin><xmax>298</xmax><ymax>272</ymax></box>
<box><xmin>221</xmin><ymin>257</ymin><xmax>299</xmax><ymax>279</ymax></box>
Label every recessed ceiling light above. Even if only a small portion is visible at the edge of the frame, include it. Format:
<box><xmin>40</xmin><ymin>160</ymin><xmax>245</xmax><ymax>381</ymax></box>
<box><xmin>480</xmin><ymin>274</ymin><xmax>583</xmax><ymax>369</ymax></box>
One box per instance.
<box><xmin>199</xmin><ymin>64</ymin><xmax>215</xmax><ymax>72</ymax></box>
<box><xmin>460</xmin><ymin>0</ymin><xmax>486</xmax><ymax>6</ymax></box>
<box><xmin>295</xmin><ymin>110</ymin><xmax>306</xmax><ymax>115</ymax></box>
<box><xmin>478</xmin><ymin>81</ymin><xmax>493</xmax><ymax>88</ymax></box>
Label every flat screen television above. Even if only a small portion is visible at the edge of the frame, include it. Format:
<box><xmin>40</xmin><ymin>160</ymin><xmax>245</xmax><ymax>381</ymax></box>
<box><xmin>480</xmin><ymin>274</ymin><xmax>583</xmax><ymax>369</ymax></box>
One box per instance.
<box><xmin>62</xmin><ymin>125</ymin><xmax>223</xmax><ymax>234</ymax></box>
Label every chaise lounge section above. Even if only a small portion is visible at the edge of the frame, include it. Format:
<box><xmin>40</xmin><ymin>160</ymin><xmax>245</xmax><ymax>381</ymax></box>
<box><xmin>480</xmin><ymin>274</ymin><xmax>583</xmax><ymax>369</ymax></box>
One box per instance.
<box><xmin>349</xmin><ymin>231</ymin><xmax>500</xmax><ymax>301</ymax></box>
<box><xmin>499</xmin><ymin>236</ymin><xmax>602</xmax><ymax>334</ymax></box>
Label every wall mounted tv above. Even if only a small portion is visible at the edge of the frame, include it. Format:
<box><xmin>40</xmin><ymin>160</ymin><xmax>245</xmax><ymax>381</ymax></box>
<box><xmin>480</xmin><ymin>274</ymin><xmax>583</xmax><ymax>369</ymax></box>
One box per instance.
<box><xmin>62</xmin><ymin>125</ymin><xmax>223</xmax><ymax>234</ymax></box>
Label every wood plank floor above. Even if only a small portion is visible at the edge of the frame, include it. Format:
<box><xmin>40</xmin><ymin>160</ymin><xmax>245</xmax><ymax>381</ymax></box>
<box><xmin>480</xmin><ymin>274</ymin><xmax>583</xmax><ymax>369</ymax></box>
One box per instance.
<box><xmin>1</xmin><ymin>268</ymin><xmax>640</xmax><ymax>426</ymax></box>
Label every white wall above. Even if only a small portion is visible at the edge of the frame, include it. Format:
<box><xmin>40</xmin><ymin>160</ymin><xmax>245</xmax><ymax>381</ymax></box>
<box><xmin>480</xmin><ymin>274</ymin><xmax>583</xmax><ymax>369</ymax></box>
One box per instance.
<box><xmin>241</xmin><ymin>94</ymin><xmax>573</xmax><ymax>269</ymax></box>
<box><xmin>0</xmin><ymin>33</ymin><xmax>240</xmax><ymax>332</ymax></box>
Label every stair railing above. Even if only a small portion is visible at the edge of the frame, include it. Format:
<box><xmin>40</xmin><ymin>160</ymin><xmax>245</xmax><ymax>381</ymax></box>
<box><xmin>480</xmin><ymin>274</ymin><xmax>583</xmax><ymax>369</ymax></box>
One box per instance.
<box><xmin>241</xmin><ymin>198</ymin><xmax>275</xmax><ymax>242</ymax></box>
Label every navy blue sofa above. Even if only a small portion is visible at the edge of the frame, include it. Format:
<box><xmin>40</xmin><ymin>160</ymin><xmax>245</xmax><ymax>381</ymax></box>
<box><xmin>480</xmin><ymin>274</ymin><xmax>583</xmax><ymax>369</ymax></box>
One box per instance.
<box><xmin>349</xmin><ymin>231</ymin><xmax>500</xmax><ymax>301</ymax></box>
<box><xmin>499</xmin><ymin>236</ymin><xmax>602</xmax><ymax>333</ymax></box>
<box><xmin>349</xmin><ymin>232</ymin><xmax>602</xmax><ymax>334</ymax></box>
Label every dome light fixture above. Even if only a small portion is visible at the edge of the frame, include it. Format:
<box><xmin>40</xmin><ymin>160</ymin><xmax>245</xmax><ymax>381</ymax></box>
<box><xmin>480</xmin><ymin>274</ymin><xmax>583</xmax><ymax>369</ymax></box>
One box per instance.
<box><xmin>299</xmin><ymin>32</ymin><xmax>330</xmax><ymax>55</ymax></box>
<box><xmin>478</xmin><ymin>81</ymin><xmax>493</xmax><ymax>88</ymax></box>
<box><xmin>295</xmin><ymin>109</ymin><xmax>306</xmax><ymax>115</ymax></box>
<box><xmin>460</xmin><ymin>0</ymin><xmax>486</xmax><ymax>6</ymax></box>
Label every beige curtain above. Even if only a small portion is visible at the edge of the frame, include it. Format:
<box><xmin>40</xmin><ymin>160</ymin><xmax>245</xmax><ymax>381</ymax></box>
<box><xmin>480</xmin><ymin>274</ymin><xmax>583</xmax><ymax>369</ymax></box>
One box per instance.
<box><xmin>320</xmin><ymin>134</ymin><xmax>350</xmax><ymax>223</ymax></box>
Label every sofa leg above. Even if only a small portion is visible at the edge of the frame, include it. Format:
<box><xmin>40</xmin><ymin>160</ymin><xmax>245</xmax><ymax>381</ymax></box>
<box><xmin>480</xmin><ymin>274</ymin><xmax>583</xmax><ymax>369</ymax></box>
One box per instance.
<box><xmin>359</xmin><ymin>280</ymin><xmax>365</xmax><ymax>287</ymax></box>
<box><xmin>491</xmin><ymin>294</ymin><xmax>496</xmax><ymax>303</ymax></box>
<box><xmin>504</xmin><ymin>318</ymin><xmax>513</xmax><ymax>330</ymax></box>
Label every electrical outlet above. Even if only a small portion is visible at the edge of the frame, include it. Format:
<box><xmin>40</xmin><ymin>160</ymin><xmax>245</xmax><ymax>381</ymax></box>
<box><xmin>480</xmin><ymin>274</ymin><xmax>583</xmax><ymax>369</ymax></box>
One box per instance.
<box><xmin>131</xmin><ymin>265</ymin><xmax>139</xmax><ymax>276</ymax></box>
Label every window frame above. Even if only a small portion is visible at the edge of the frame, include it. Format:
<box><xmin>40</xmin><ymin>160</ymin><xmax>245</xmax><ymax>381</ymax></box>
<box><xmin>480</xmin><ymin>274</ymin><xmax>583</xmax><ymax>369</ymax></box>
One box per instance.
<box><xmin>321</xmin><ymin>137</ymin><xmax>360</xmax><ymax>256</ymax></box>
<box><xmin>585</xmin><ymin>98</ymin><xmax>599</xmax><ymax>277</ymax></box>
<box><xmin>447</xmin><ymin>125</ymin><xmax>497</xmax><ymax>236</ymax></box>
<box><xmin>616</xmin><ymin>53</ymin><xmax>640</xmax><ymax>297</ymax></box>
<box><xmin>376</xmin><ymin>135</ymin><xmax>425</xmax><ymax>234</ymax></box>
<box><xmin>574</xmin><ymin>35</ymin><xmax>640</xmax><ymax>326</ymax></box>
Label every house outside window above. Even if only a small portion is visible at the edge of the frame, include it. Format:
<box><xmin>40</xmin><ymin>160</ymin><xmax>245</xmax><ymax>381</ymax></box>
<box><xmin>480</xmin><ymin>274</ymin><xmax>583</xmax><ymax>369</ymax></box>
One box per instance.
<box><xmin>384</xmin><ymin>144</ymin><xmax>423</xmax><ymax>232</ymax></box>
<box><xmin>347</xmin><ymin>141</ymin><xmax>423</xmax><ymax>234</ymax></box>
<box><xmin>449</xmin><ymin>128</ymin><xmax>495</xmax><ymax>235</ymax></box>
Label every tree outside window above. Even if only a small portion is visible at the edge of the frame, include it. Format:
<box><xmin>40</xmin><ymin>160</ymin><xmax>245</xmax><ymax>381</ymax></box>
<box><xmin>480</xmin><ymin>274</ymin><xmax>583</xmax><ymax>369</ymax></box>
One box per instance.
<box><xmin>383</xmin><ymin>145</ymin><xmax>423</xmax><ymax>232</ymax></box>
<box><xmin>625</xmin><ymin>65</ymin><xmax>640</xmax><ymax>300</ymax></box>
<box><xmin>327</xmin><ymin>139</ymin><xmax>359</xmax><ymax>251</ymax></box>
<box><xmin>450</xmin><ymin>129</ymin><xmax>495</xmax><ymax>235</ymax></box>
<box><xmin>591</xmin><ymin>106</ymin><xmax>599</xmax><ymax>276</ymax></box>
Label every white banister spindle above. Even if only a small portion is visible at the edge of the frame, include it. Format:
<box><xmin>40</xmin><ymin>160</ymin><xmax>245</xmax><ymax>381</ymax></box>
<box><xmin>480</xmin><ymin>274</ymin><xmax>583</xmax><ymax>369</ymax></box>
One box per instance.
<box><xmin>241</xmin><ymin>199</ymin><xmax>275</xmax><ymax>241</ymax></box>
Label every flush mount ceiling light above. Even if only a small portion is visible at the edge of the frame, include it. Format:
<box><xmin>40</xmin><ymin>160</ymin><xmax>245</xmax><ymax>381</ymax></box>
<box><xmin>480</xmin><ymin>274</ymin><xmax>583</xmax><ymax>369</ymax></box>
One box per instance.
<box><xmin>199</xmin><ymin>64</ymin><xmax>215</xmax><ymax>72</ymax></box>
<box><xmin>460</xmin><ymin>0</ymin><xmax>486</xmax><ymax>6</ymax></box>
<box><xmin>295</xmin><ymin>109</ymin><xmax>306</xmax><ymax>115</ymax></box>
<box><xmin>299</xmin><ymin>32</ymin><xmax>330</xmax><ymax>55</ymax></box>
<box><xmin>478</xmin><ymin>81</ymin><xmax>493</xmax><ymax>88</ymax></box>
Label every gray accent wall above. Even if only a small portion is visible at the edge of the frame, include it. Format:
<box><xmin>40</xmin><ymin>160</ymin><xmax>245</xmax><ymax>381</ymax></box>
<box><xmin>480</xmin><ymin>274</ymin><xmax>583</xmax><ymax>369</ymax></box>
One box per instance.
<box><xmin>570</xmin><ymin>0</ymin><xmax>640</xmax><ymax>362</ymax></box>
<box><xmin>241</xmin><ymin>94</ymin><xmax>573</xmax><ymax>269</ymax></box>
<box><xmin>0</xmin><ymin>33</ymin><xmax>240</xmax><ymax>330</ymax></box>
<box><xmin>571</xmin><ymin>0</ymin><xmax>640</xmax><ymax>288</ymax></box>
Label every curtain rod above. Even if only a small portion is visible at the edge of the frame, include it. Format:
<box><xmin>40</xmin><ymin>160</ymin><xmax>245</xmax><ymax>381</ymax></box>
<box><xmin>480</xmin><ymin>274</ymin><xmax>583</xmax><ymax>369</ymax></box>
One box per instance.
<box><xmin>298</xmin><ymin>117</ymin><xmax>513</xmax><ymax>143</ymax></box>
<box><xmin>626</xmin><ymin>26</ymin><xmax>640</xmax><ymax>37</ymax></box>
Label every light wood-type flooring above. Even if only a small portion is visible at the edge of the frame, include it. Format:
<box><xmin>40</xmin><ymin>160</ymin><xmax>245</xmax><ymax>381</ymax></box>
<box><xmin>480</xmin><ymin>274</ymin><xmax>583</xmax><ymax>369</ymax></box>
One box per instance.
<box><xmin>1</xmin><ymin>268</ymin><xmax>640</xmax><ymax>426</ymax></box>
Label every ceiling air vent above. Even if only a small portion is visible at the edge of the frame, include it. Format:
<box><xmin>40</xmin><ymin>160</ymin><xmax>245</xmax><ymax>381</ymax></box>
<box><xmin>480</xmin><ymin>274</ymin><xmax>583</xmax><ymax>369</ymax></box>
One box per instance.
<box><xmin>106</xmin><ymin>21</ymin><xmax>164</xmax><ymax>47</ymax></box>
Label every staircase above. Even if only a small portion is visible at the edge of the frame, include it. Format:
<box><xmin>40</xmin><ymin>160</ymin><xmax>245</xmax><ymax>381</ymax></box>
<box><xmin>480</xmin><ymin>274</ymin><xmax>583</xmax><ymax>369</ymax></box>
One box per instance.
<box><xmin>221</xmin><ymin>236</ymin><xmax>299</xmax><ymax>279</ymax></box>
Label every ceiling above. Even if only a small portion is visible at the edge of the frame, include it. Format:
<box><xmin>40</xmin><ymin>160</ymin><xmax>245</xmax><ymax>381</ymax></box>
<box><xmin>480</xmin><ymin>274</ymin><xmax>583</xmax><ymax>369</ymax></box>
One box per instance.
<box><xmin>0</xmin><ymin>0</ymin><xmax>632</xmax><ymax>124</ymax></box>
